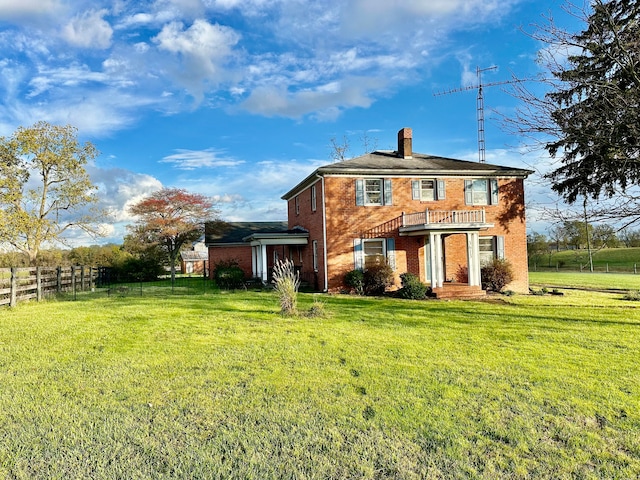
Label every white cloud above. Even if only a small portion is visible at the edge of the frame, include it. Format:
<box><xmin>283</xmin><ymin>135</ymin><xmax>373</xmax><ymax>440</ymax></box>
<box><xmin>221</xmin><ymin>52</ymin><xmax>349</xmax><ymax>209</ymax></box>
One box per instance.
<box><xmin>62</xmin><ymin>9</ymin><xmax>113</xmax><ymax>49</ymax></box>
<box><xmin>0</xmin><ymin>0</ymin><xmax>63</xmax><ymax>20</ymax></box>
<box><xmin>240</xmin><ymin>76</ymin><xmax>385</xmax><ymax>119</ymax></box>
<box><xmin>160</xmin><ymin>148</ymin><xmax>245</xmax><ymax>170</ymax></box>
<box><xmin>153</xmin><ymin>19</ymin><xmax>240</xmax><ymax>99</ymax></box>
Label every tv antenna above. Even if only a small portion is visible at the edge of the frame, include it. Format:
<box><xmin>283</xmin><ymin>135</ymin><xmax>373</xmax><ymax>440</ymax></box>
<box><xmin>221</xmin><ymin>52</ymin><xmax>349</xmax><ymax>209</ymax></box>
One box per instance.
<box><xmin>434</xmin><ymin>66</ymin><xmax>515</xmax><ymax>163</ymax></box>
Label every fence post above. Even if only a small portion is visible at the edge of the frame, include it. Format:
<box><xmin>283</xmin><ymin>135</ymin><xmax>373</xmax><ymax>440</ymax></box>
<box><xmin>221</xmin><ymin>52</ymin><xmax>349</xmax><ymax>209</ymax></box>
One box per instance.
<box><xmin>635</xmin><ymin>263</ymin><xmax>637</xmax><ymax>274</ymax></box>
<box><xmin>57</xmin><ymin>267</ymin><xmax>62</xmax><ymax>293</ymax></box>
<box><xmin>10</xmin><ymin>267</ymin><xmax>17</xmax><ymax>307</ymax></box>
<box><xmin>606</xmin><ymin>263</ymin><xmax>609</xmax><ymax>273</ymax></box>
<box><xmin>556</xmin><ymin>262</ymin><xmax>559</xmax><ymax>272</ymax></box>
<box><xmin>71</xmin><ymin>266</ymin><xmax>76</xmax><ymax>297</ymax></box>
<box><xmin>36</xmin><ymin>267</ymin><xmax>42</xmax><ymax>302</ymax></box>
<box><xmin>81</xmin><ymin>266</ymin><xmax>85</xmax><ymax>292</ymax></box>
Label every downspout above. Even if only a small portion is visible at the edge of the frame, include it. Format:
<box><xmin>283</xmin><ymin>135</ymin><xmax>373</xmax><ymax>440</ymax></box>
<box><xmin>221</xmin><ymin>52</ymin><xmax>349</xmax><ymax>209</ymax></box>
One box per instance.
<box><xmin>319</xmin><ymin>175</ymin><xmax>329</xmax><ymax>292</ymax></box>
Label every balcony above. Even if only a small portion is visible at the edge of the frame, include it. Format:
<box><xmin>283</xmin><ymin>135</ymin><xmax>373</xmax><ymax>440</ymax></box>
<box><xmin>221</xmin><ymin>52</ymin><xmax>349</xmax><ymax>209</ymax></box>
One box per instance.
<box><xmin>400</xmin><ymin>208</ymin><xmax>493</xmax><ymax>234</ymax></box>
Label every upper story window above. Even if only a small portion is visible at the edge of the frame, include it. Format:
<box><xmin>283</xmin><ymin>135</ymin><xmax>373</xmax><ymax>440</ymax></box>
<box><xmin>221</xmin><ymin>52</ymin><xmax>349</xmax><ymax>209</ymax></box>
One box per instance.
<box><xmin>464</xmin><ymin>179</ymin><xmax>498</xmax><ymax>206</ymax></box>
<box><xmin>311</xmin><ymin>184</ymin><xmax>317</xmax><ymax>212</ymax></box>
<box><xmin>355</xmin><ymin>179</ymin><xmax>393</xmax><ymax>206</ymax></box>
<box><xmin>295</xmin><ymin>195</ymin><xmax>300</xmax><ymax>215</ymax></box>
<box><xmin>412</xmin><ymin>179</ymin><xmax>446</xmax><ymax>201</ymax></box>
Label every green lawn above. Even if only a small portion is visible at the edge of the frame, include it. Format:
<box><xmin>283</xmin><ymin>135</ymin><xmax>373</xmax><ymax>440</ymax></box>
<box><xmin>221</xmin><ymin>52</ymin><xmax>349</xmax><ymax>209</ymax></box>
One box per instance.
<box><xmin>1</xmin><ymin>291</ymin><xmax>639</xmax><ymax>479</ymax></box>
<box><xmin>530</xmin><ymin>271</ymin><xmax>640</xmax><ymax>291</ymax></box>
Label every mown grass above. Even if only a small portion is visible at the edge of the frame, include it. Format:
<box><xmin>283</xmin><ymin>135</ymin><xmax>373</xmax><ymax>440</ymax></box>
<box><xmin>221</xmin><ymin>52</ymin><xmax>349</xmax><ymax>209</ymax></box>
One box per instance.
<box><xmin>530</xmin><ymin>270</ymin><xmax>640</xmax><ymax>291</ymax></box>
<box><xmin>1</xmin><ymin>291</ymin><xmax>639</xmax><ymax>479</ymax></box>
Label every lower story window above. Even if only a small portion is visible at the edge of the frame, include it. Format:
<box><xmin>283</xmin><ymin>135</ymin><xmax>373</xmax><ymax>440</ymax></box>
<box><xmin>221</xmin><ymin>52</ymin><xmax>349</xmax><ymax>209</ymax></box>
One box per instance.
<box><xmin>363</xmin><ymin>239</ymin><xmax>385</xmax><ymax>268</ymax></box>
<box><xmin>312</xmin><ymin>240</ymin><xmax>318</xmax><ymax>271</ymax></box>
<box><xmin>479</xmin><ymin>236</ymin><xmax>505</xmax><ymax>265</ymax></box>
<box><xmin>354</xmin><ymin>238</ymin><xmax>396</xmax><ymax>271</ymax></box>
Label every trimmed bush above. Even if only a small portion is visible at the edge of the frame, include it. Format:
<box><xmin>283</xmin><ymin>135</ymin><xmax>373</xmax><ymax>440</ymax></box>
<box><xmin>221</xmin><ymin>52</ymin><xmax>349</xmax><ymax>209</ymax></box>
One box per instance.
<box><xmin>398</xmin><ymin>272</ymin><xmax>428</xmax><ymax>300</ymax></box>
<box><xmin>213</xmin><ymin>259</ymin><xmax>245</xmax><ymax>289</ymax></box>
<box><xmin>481</xmin><ymin>258</ymin><xmax>514</xmax><ymax>292</ymax></box>
<box><xmin>363</xmin><ymin>263</ymin><xmax>394</xmax><ymax>296</ymax></box>
<box><xmin>272</xmin><ymin>259</ymin><xmax>300</xmax><ymax>315</ymax></box>
<box><xmin>344</xmin><ymin>269</ymin><xmax>365</xmax><ymax>295</ymax></box>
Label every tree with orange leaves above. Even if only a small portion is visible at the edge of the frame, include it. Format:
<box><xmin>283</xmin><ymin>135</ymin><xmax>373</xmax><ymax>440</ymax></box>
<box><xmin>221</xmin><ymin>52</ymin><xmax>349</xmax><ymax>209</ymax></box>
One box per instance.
<box><xmin>127</xmin><ymin>188</ymin><xmax>219</xmax><ymax>282</ymax></box>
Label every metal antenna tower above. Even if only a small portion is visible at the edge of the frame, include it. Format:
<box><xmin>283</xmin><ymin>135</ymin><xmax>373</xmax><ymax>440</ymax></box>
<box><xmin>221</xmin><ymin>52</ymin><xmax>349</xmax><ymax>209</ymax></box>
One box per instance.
<box><xmin>435</xmin><ymin>66</ymin><xmax>514</xmax><ymax>163</ymax></box>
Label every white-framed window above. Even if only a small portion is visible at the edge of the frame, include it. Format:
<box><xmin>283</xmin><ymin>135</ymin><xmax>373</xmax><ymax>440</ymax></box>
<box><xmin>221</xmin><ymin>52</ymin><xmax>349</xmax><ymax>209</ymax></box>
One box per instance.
<box><xmin>479</xmin><ymin>236</ymin><xmax>505</xmax><ymax>265</ymax></box>
<box><xmin>295</xmin><ymin>195</ymin><xmax>300</xmax><ymax>215</ymax></box>
<box><xmin>311</xmin><ymin>184</ymin><xmax>317</xmax><ymax>212</ymax></box>
<box><xmin>465</xmin><ymin>179</ymin><xmax>498</xmax><ymax>205</ymax></box>
<box><xmin>363</xmin><ymin>239</ymin><xmax>385</xmax><ymax>268</ymax></box>
<box><xmin>412</xmin><ymin>179</ymin><xmax>446</xmax><ymax>201</ymax></box>
<box><xmin>353</xmin><ymin>238</ymin><xmax>396</xmax><ymax>271</ymax></box>
<box><xmin>312</xmin><ymin>240</ymin><xmax>318</xmax><ymax>272</ymax></box>
<box><xmin>355</xmin><ymin>179</ymin><xmax>392</xmax><ymax>206</ymax></box>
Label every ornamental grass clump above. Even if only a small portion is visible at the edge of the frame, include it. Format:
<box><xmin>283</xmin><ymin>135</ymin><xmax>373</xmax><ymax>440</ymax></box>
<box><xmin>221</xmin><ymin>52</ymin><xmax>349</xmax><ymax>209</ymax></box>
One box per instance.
<box><xmin>272</xmin><ymin>258</ymin><xmax>300</xmax><ymax>315</ymax></box>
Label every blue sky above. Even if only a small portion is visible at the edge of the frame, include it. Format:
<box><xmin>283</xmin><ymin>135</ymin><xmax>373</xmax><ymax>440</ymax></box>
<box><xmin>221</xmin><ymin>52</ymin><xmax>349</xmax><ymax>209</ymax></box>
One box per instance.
<box><xmin>0</xmin><ymin>0</ymin><xmax>578</xmax><ymax>245</ymax></box>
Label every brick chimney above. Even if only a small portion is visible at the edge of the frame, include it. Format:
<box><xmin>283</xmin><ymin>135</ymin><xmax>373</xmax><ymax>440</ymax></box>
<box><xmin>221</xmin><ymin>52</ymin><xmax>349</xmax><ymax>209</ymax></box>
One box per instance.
<box><xmin>397</xmin><ymin>127</ymin><xmax>412</xmax><ymax>159</ymax></box>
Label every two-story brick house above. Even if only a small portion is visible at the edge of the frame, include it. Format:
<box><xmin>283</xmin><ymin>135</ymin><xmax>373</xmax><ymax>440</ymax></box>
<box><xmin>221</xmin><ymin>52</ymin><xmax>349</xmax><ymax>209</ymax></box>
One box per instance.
<box><xmin>207</xmin><ymin>127</ymin><xmax>533</xmax><ymax>298</ymax></box>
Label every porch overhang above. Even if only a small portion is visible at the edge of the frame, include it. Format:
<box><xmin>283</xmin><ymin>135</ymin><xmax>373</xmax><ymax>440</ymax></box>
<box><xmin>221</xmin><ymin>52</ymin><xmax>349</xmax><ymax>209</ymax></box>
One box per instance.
<box><xmin>243</xmin><ymin>232</ymin><xmax>308</xmax><ymax>246</ymax></box>
<box><xmin>399</xmin><ymin>223</ymin><xmax>494</xmax><ymax>235</ymax></box>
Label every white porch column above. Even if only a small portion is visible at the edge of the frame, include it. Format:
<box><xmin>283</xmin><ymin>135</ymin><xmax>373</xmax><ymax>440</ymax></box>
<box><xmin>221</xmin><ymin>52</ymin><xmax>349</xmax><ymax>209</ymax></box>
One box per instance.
<box><xmin>466</xmin><ymin>232</ymin><xmax>481</xmax><ymax>287</ymax></box>
<box><xmin>428</xmin><ymin>233</ymin><xmax>437</xmax><ymax>288</ymax></box>
<box><xmin>251</xmin><ymin>246</ymin><xmax>258</xmax><ymax>278</ymax></box>
<box><xmin>434</xmin><ymin>233</ymin><xmax>444</xmax><ymax>288</ymax></box>
<box><xmin>260</xmin><ymin>243</ymin><xmax>268</xmax><ymax>282</ymax></box>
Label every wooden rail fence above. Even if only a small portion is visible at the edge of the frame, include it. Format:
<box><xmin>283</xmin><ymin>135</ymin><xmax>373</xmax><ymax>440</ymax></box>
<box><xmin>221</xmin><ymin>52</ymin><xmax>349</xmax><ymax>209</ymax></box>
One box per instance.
<box><xmin>0</xmin><ymin>266</ymin><xmax>98</xmax><ymax>307</ymax></box>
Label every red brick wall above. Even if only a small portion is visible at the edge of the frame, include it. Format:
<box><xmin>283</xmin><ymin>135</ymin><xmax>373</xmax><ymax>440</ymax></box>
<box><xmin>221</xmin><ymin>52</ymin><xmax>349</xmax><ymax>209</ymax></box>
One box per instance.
<box><xmin>316</xmin><ymin>175</ymin><xmax>529</xmax><ymax>292</ymax></box>
<box><xmin>287</xmin><ymin>179</ymin><xmax>326</xmax><ymax>290</ymax></box>
<box><xmin>208</xmin><ymin>246</ymin><xmax>253</xmax><ymax>278</ymax></box>
<box><xmin>208</xmin><ymin>244</ymin><xmax>289</xmax><ymax>282</ymax></box>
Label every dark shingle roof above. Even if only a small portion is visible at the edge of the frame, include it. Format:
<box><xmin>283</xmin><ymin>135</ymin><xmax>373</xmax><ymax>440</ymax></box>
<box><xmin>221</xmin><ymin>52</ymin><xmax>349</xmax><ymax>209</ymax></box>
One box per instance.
<box><xmin>282</xmin><ymin>150</ymin><xmax>534</xmax><ymax>200</ymax></box>
<box><xmin>205</xmin><ymin>221</ymin><xmax>290</xmax><ymax>245</ymax></box>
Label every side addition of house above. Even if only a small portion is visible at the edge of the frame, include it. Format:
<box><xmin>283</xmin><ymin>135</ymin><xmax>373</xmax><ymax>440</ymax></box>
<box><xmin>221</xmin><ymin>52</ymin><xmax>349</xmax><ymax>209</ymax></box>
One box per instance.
<box><xmin>207</xmin><ymin>127</ymin><xmax>533</xmax><ymax>299</ymax></box>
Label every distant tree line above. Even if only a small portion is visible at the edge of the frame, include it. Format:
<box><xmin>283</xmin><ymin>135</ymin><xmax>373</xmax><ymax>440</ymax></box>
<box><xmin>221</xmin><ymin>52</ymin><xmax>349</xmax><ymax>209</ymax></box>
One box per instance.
<box><xmin>0</xmin><ymin>243</ymin><xmax>166</xmax><ymax>282</ymax></box>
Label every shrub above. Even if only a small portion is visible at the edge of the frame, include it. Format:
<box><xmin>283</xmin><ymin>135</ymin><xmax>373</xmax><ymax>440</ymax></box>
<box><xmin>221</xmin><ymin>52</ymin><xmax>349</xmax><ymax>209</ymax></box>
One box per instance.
<box><xmin>213</xmin><ymin>259</ymin><xmax>245</xmax><ymax>289</ymax></box>
<box><xmin>111</xmin><ymin>257</ymin><xmax>165</xmax><ymax>282</ymax></box>
<box><xmin>398</xmin><ymin>272</ymin><xmax>428</xmax><ymax>299</ymax></box>
<box><xmin>272</xmin><ymin>259</ymin><xmax>300</xmax><ymax>315</ymax></box>
<box><xmin>363</xmin><ymin>263</ymin><xmax>394</xmax><ymax>296</ymax></box>
<box><xmin>481</xmin><ymin>258</ymin><xmax>514</xmax><ymax>292</ymax></box>
<box><xmin>455</xmin><ymin>265</ymin><xmax>468</xmax><ymax>283</ymax></box>
<box><xmin>344</xmin><ymin>269</ymin><xmax>365</xmax><ymax>295</ymax></box>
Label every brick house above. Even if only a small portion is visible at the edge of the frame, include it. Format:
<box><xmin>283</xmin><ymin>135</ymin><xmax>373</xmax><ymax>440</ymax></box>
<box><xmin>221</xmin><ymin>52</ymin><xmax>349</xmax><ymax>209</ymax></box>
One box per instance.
<box><xmin>207</xmin><ymin>127</ymin><xmax>533</xmax><ymax>298</ymax></box>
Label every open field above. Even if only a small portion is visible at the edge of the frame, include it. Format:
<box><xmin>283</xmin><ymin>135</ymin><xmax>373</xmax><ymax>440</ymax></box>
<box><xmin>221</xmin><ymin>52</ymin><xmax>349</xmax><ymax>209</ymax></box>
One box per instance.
<box><xmin>529</xmin><ymin>247</ymin><xmax>640</xmax><ymax>273</ymax></box>
<box><xmin>1</xmin><ymin>290</ymin><xmax>639</xmax><ymax>479</ymax></box>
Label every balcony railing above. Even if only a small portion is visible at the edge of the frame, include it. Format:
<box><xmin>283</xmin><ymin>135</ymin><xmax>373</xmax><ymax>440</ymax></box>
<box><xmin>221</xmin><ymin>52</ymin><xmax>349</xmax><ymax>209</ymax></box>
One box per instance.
<box><xmin>402</xmin><ymin>209</ymin><xmax>486</xmax><ymax>227</ymax></box>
